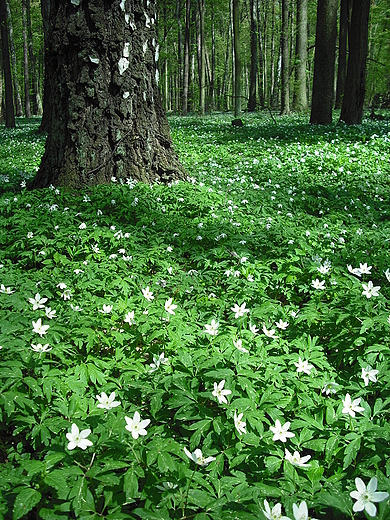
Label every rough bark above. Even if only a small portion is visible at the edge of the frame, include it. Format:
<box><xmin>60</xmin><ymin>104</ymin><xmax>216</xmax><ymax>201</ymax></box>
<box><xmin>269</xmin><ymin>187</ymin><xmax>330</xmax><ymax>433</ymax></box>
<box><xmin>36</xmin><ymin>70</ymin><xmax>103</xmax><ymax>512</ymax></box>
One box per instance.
<box><xmin>340</xmin><ymin>0</ymin><xmax>370</xmax><ymax>124</ymax></box>
<box><xmin>233</xmin><ymin>0</ymin><xmax>241</xmax><ymax>116</ymax></box>
<box><xmin>5</xmin><ymin>0</ymin><xmax>22</xmax><ymax>116</ymax></box>
<box><xmin>334</xmin><ymin>0</ymin><xmax>349</xmax><ymax>109</ymax></box>
<box><xmin>0</xmin><ymin>0</ymin><xmax>15</xmax><ymax>127</ymax></box>
<box><xmin>293</xmin><ymin>0</ymin><xmax>308</xmax><ymax>111</ymax></box>
<box><xmin>31</xmin><ymin>0</ymin><xmax>186</xmax><ymax>189</ymax></box>
<box><xmin>248</xmin><ymin>0</ymin><xmax>257</xmax><ymax>111</ymax></box>
<box><xmin>310</xmin><ymin>0</ymin><xmax>338</xmax><ymax>124</ymax></box>
<box><xmin>280</xmin><ymin>0</ymin><xmax>290</xmax><ymax>114</ymax></box>
<box><xmin>22</xmin><ymin>0</ymin><xmax>31</xmax><ymax>118</ymax></box>
<box><xmin>182</xmin><ymin>0</ymin><xmax>190</xmax><ymax>114</ymax></box>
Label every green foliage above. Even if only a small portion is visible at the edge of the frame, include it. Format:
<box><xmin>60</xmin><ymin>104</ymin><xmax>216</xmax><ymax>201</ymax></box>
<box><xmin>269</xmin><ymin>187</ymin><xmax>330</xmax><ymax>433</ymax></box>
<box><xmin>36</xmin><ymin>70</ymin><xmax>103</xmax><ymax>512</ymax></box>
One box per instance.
<box><xmin>1</xmin><ymin>113</ymin><xmax>390</xmax><ymax>519</ymax></box>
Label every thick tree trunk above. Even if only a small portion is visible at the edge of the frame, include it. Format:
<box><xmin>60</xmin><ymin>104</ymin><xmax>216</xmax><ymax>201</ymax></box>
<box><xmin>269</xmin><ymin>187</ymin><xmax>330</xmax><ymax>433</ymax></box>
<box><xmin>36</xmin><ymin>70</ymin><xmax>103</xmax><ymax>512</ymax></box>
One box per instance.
<box><xmin>22</xmin><ymin>0</ymin><xmax>31</xmax><ymax>118</ymax></box>
<box><xmin>280</xmin><ymin>0</ymin><xmax>290</xmax><ymax>114</ymax></box>
<box><xmin>198</xmin><ymin>0</ymin><xmax>205</xmax><ymax>115</ymax></box>
<box><xmin>26</xmin><ymin>0</ymin><xmax>43</xmax><ymax>115</ymax></box>
<box><xmin>182</xmin><ymin>0</ymin><xmax>190</xmax><ymax>115</ymax></box>
<box><xmin>339</xmin><ymin>0</ymin><xmax>370</xmax><ymax>124</ymax></box>
<box><xmin>293</xmin><ymin>0</ymin><xmax>308</xmax><ymax>111</ymax></box>
<box><xmin>5</xmin><ymin>0</ymin><xmax>22</xmax><ymax>116</ymax></box>
<box><xmin>233</xmin><ymin>0</ymin><xmax>241</xmax><ymax>117</ymax></box>
<box><xmin>310</xmin><ymin>0</ymin><xmax>338</xmax><ymax>124</ymax></box>
<box><xmin>0</xmin><ymin>0</ymin><xmax>15</xmax><ymax>127</ymax></box>
<box><xmin>31</xmin><ymin>0</ymin><xmax>186</xmax><ymax>189</ymax></box>
<box><xmin>248</xmin><ymin>0</ymin><xmax>257</xmax><ymax>111</ymax></box>
<box><xmin>334</xmin><ymin>0</ymin><xmax>350</xmax><ymax>109</ymax></box>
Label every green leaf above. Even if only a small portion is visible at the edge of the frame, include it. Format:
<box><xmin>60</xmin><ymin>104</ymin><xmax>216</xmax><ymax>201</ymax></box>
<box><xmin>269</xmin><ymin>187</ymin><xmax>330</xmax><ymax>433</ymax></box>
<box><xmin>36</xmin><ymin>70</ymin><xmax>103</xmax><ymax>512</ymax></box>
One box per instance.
<box><xmin>343</xmin><ymin>437</ymin><xmax>361</xmax><ymax>470</ymax></box>
<box><xmin>325</xmin><ymin>435</ymin><xmax>339</xmax><ymax>462</ymax></box>
<box><xmin>123</xmin><ymin>468</ymin><xmax>138</xmax><ymax>500</ymax></box>
<box><xmin>157</xmin><ymin>451</ymin><xmax>176</xmax><ymax>473</ymax></box>
<box><xmin>13</xmin><ymin>487</ymin><xmax>41</xmax><ymax>520</ymax></box>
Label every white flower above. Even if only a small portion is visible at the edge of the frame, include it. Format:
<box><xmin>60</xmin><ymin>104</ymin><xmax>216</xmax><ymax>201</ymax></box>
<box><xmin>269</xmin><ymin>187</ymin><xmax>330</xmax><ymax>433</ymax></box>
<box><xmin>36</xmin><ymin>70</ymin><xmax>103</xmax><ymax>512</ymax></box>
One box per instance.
<box><xmin>350</xmin><ymin>477</ymin><xmax>389</xmax><ymax>517</ymax></box>
<box><xmin>294</xmin><ymin>357</ymin><xmax>313</xmax><ymax>375</ymax></box>
<box><xmin>342</xmin><ymin>393</ymin><xmax>365</xmax><ymax>418</ymax></box>
<box><xmin>249</xmin><ymin>323</ymin><xmax>259</xmax><ymax>334</ymax></box>
<box><xmin>212</xmin><ymin>380</ymin><xmax>232</xmax><ymax>404</ymax></box>
<box><xmin>385</xmin><ymin>268</ymin><xmax>390</xmax><ymax>282</ymax></box>
<box><xmin>234</xmin><ymin>411</ymin><xmax>247</xmax><ymax>435</ymax></box>
<box><xmin>285</xmin><ymin>449</ymin><xmax>311</xmax><ymax>467</ymax></box>
<box><xmin>204</xmin><ymin>319</ymin><xmax>219</xmax><ymax>336</ymax></box>
<box><xmin>231</xmin><ymin>302</ymin><xmax>250</xmax><ymax>319</ymax></box>
<box><xmin>31</xmin><ymin>343</ymin><xmax>52</xmax><ymax>353</ymax></box>
<box><xmin>184</xmin><ymin>447</ymin><xmax>216</xmax><ymax>467</ymax></box>
<box><xmin>149</xmin><ymin>352</ymin><xmax>168</xmax><ymax>372</ymax></box>
<box><xmin>28</xmin><ymin>293</ymin><xmax>48</xmax><ymax>310</ymax></box>
<box><xmin>263</xmin><ymin>499</ymin><xmax>291</xmax><ymax>520</ymax></box>
<box><xmin>348</xmin><ymin>264</ymin><xmax>362</xmax><ymax>277</ymax></box>
<box><xmin>79</xmin><ymin>222</ymin><xmax>86</xmax><ymax>229</ymax></box>
<box><xmin>317</xmin><ymin>265</ymin><xmax>330</xmax><ymax>274</ymax></box>
<box><xmin>99</xmin><ymin>304</ymin><xmax>113</xmax><ymax>314</ymax></box>
<box><xmin>32</xmin><ymin>318</ymin><xmax>50</xmax><ymax>337</ymax></box>
<box><xmin>57</xmin><ymin>282</ymin><xmax>67</xmax><ymax>290</ymax></box>
<box><xmin>270</xmin><ymin>419</ymin><xmax>295</xmax><ymax>443</ymax></box>
<box><xmin>70</xmin><ymin>304</ymin><xmax>83</xmax><ymax>312</ymax></box>
<box><xmin>362</xmin><ymin>281</ymin><xmax>381</xmax><ymax>298</ymax></box>
<box><xmin>142</xmin><ymin>286</ymin><xmax>154</xmax><ymax>301</ymax></box>
<box><xmin>359</xmin><ymin>263</ymin><xmax>372</xmax><ymax>275</ymax></box>
<box><xmin>361</xmin><ymin>366</ymin><xmax>379</xmax><ymax>386</ymax></box>
<box><xmin>96</xmin><ymin>391</ymin><xmax>121</xmax><ymax>410</ymax></box>
<box><xmin>262</xmin><ymin>324</ymin><xmax>279</xmax><ymax>339</ymax></box>
<box><xmin>322</xmin><ymin>382</ymin><xmax>339</xmax><ymax>395</ymax></box>
<box><xmin>275</xmin><ymin>319</ymin><xmax>289</xmax><ymax>330</ymax></box>
<box><xmin>124</xmin><ymin>310</ymin><xmax>135</xmax><ymax>325</ymax></box>
<box><xmin>292</xmin><ymin>501</ymin><xmax>318</xmax><ymax>520</ymax></box>
<box><xmin>125</xmin><ymin>411</ymin><xmax>150</xmax><ymax>439</ymax></box>
<box><xmin>61</xmin><ymin>289</ymin><xmax>72</xmax><ymax>300</ymax></box>
<box><xmin>311</xmin><ymin>279</ymin><xmax>325</xmax><ymax>290</ymax></box>
<box><xmin>66</xmin><ymin>423</ymin><xmax>93</xmax><ymax>450</ymax></box>
<box><xmin>233</xmin><ymin>339</ymin><xmax>249</xmax><ymax>353</ymax></box>
<box><xmin>45</xmin><ymin>307</ymin><xmax>57</xmax><ymax>320</ymax></box>
<box><xmin>164</xmin><ymin>297</ymin><xmax>177</xmax><ymax>315</ymax></box>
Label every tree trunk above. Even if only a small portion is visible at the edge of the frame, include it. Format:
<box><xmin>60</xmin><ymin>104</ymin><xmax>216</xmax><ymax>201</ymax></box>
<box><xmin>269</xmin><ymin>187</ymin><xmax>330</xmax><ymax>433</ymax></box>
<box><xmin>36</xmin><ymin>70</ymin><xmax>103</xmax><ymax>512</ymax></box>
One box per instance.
<box><xmin>280</xmin><ymin>0</ymin><xmax>290</xmax><ymax>114</ymax></box>
<box><xmin>198</xmin><ymin>0</ymin><xmax>205</xmax><ymax>115</ymax></box>
<box><xmin>22</xmin><ymin>0</ymin><xmax>31</xmax><ymax>118</ymax></box>
<box><xmin>270</xmin><ymin>0</ymin><xmax>276</xmax><ymax>106</ymax></box>
<box><xmin>182</xmin><ymin>0</ymin><xmax>190</xmax><ymax>115</ymax></box>
<box><xmin>31</xmin><ymin>0</ymin><xmax>186</xmax><ymax>189</ymax></box>
<box><xmin>0</xmin><ymin>0</ymin><xmax>15</xmax><ymax>127</ymax></box>
<box><xmin>310</xmin><ymin>0</ymin><xmax>338</xmax><ymax>124</ymax></box>
<box><xmin>334</xmin><ymin>0</ymin><xmax>349</xmax><ymax>109</ymax></box>
<box><xmin>26</xmin><ymin>0</ymin><xmax>42</xmax><ymax>115</ymax></box>
<box><xmin>233</xmin><ymin>0</ymin><xmax>241</xmax><ymax>117</ymax></box>
<box><xmin>38</xmin><ymin>0</ymin><xmax>52</xmax><ymax>133</ymax></box>
<box><xmin>5</xmin><ymin>0</ymin><xmax>22</xmax><ymax>116</ymax></box>
<box><xmin>293</xmin><ymin>0</ymin><xmax>308</xmax><ymax>111</ymax></box>
<box><xmin>339</xmin><ymin>0</ymin><xmax>370</xmax><ymax>124</ymax></box>
<box><xmin>248</xmin><ymin>0</ymin><xmax>257</xmax><ymax>111</ymax></box>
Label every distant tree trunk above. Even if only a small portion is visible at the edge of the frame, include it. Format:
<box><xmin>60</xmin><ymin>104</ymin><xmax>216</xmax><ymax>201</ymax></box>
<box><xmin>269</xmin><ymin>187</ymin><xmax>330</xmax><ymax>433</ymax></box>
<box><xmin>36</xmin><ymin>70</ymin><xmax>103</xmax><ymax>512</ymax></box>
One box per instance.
<box><xmin>182</xmin><ymin>0</ymin><xmax>190</xmax><ymax>114</ymax></box>
<box><xmin>310</xmin><ymin>0</ymin><xmax>338</xmax><ymax>124</ymax></box>
<box><xmin>5</xmin><ymin>0</ymin><xmax>22</xmax><ymax>116</ymax></box>
<box><xmin>26</xmin><ymin>0</ymin><xmax>42</xmax><ymax>115</ymax></box>
<box><xmin>334</xmin><ymin>0</ymin><xmax>349</xmax><ymax>109</ymax></box>
<box><xmin>22</xmin><ymin>0</ymin><xmax>31</xmax><ymax>118</ymax></box>
<box><xmin>339</xmin><ymin>0</ymin><xmax>370</xmax><ymax>124</ymax></box>
<box><xmin>31</xmin><ymin>0</ymin><xmax>185</xmax><ymax>189</ymax></box>
<box><xmin>210</xmin><ymin>2</ymin><xmax>215</xmax><ymax>111</ymax></box>
<box><xmin>0</xmin><ymin>0</ymin><xmax>15</xmax><ymax>127</ymax></box>
<box><xmin>280</xmin><ymin>0</ymin><xmax>290</xmax><ymax>114</ymax></box>
<box><xmin>293</xmin><ymin>0</ymin><xmax>308</xmax><ymax>111</ymax></box>
<box><xmin>233</xmin><ymin>0</ymin><xmax>241</xmax><ymax>116</ymax></box>
<box><xmin>270</xmin><ymin>0</ymin><xmax>276</xmax><ymax>106</ymax></box>
<box><xmin>38</xmin><ymin>0</ymin><xmax>52</xmax><ymax>132</ymax></box>
<box><xmin>248</xmin><ymin>0</ymin><xmax>257</xmax><ymax>111</ymax></box>
<box><xmin>177</xmin><ymin>0</ymin><xmax>183</xmax><ymax>112</ymax></box>
<box><xmin>257</xmin><ymin>0</ymin><xmax>265</xmax><ymax>107</ymax></box>
<box><xmin>198</xmin><ymin>0</ymin><xmax>205</xmax><ymax>115</ymax></box>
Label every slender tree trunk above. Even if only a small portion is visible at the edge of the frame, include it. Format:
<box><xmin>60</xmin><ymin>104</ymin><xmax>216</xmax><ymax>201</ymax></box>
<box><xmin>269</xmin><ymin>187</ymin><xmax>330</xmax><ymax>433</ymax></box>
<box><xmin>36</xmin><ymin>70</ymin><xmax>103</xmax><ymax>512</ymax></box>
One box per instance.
<box><xmin>22</xmin><ymin>0</ymin><xmax>31</xmax><ymax>118</ymax></box>
<box><xmin>177</xmin><ymin>0</ymin><xmax>183</xmax><ymax>112</ymax></box>
<box><xmin>210</xmin><ymin>2</ymin><xmax>215</xmax><ymax>111</ymax></box>
<box><xmin>5</xmin><ymin>0</ymin><xmax>22</xmax><ymax>116</ymax></box>
<box><xmin>0</xmin><ymin>0</ymin><xmax>15</xmax><ymax>127</ymax></box>
<box><xmin>198</xmin><ymin>0</ymin><xmax>205</xmax><ymax>115</ymax></box>
<box><xmin>310</xmin><ymin>0</ymin><xmax>338</xmax><ymax>124</ymax></box>
<box><xmin>233</xmin><ymin>0</ymin><xmax>241</xmax><ymax>116</ymax></box>
<box><xmin>31</xmin><ymin>0</ymin><xmax>185</xmax><ymax>189</ymax></box>
<box><xmin>334</xmin><ymin>0</ymin><xmax>349</xmax><ymax>109</ymax></box>
<box><xmin>280</xmin><ymin>0</ymin><xmax>290</xmax><ymax>114</ymax></box>
<box><xmin>221</xmin><ymin>20</ymin><xmax>230</xmax><ymax>110</ymax></box>
<box><xmin>270</xmin><ymin>0</ymin><xmax>276</xmax><ymax>106</ymax></box>
<box><xmin>182</xmin><ymin>0</ymin><xmax>190</xmax><ymax>115</ymax></box>
<box><xmin>248</xmin><ymin>0</ymin><xmax>257</xmax><ymax>111</ymax></box>
<box><xmin>340</xmin><ymin>0</ymin><xmax>370</xmax><ymax>124</ymax></box>
<box><xmin>293</xmin><ymin>0</ymin><xmax>308</xmax><ymax>111</ymax></box>
<box><xmin>38</xmin><ymin>0</ymin><xmax>52</xmax><ymax>133</ymax></box>
<box><xmin>26</xmin><ymin>0</ymin><xmax>42</xmax><ymax>115</ymax></box>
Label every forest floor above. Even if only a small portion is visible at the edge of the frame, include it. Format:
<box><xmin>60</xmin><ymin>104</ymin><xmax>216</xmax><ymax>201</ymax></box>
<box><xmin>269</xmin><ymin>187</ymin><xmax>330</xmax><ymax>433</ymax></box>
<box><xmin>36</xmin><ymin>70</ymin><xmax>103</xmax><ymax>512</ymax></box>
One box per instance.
<box><xmin>0</xmin><ymin>112</ymin><xmax>390</xmax><ymax>519</ymax></box>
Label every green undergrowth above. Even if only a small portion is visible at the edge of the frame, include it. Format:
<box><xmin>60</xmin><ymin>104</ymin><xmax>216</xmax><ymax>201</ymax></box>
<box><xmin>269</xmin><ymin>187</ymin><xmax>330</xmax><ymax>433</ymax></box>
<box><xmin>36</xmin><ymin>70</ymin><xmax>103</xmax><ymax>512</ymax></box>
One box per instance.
<box><xmin>0</xmin><ymin>112</ymin><xmax>390</xmax><ymax>519</ymax></box>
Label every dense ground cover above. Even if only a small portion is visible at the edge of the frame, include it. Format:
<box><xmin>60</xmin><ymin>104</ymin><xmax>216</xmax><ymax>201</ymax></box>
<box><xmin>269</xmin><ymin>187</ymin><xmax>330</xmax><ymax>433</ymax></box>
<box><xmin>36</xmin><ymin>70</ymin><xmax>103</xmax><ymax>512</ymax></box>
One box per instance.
<box><xmin>1</xmin><ymin>113</ymin><xmax>390</xmax><ymax>519</ymax></box>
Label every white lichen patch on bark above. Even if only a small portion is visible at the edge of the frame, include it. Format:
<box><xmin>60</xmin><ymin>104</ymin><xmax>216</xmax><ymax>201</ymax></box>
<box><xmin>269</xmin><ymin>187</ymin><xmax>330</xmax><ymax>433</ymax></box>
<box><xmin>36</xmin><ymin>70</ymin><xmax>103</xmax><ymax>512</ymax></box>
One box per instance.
<box><xmin>71</xmin><ymin>0</ymin><xmax>80</xmax><ymax>5</ymax></box>
<box><xmin>123</xmin><ymin>91</ymin><xmax>130</xmax><ymax>99</ymax></box>
<box><xmin>145</xmin><ymin>12</ymin><xmax>150</xmax><ymax>28</ymax></box>
<box><xmin>120</xmin><ymin>0</ymin><xmax>126</xmax><ymax>11</ymax></box>
<box><xmin>89</xmin><ymin>56</ymin><xmax>99</xmax><ymax>64</ymax></box>
<box><xmin>143</xmin><ymin>41</ymin><xmax>148</xmax><ymax>54</ymax></box>
<box><xmin>155</xmin><ymin>69</ymin><xmax>159</xmax><ymax>85</ymax></box>
<box><xmin>123</xmin><ymin>42</ymin><xmax>130</xmax><ymax>57</ymax></box>
<box><xmin>118</xmin><ymin>57</ymin><xmax>129</xmax><ymax>75</ymax></box>
<box><xmin>155</xmin><ymin>44</ymin><xmax>159</xmax><ymax>62</ymax></box>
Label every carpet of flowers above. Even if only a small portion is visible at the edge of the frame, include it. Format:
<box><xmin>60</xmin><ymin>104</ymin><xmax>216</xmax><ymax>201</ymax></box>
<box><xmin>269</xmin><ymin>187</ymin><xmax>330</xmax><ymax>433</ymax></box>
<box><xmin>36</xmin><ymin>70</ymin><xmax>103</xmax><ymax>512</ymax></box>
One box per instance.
<box><xmin>0</xmin><ymin>113</ymin><xmax>390</xmax><ymax>519</ymax></box>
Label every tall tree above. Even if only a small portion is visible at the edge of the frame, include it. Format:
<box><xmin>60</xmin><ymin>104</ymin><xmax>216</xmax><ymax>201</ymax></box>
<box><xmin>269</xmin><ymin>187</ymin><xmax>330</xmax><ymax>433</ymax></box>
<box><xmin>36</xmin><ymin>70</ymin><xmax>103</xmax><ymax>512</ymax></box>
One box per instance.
<box><xmin>22</xmin><ymin>0</ymin><xmax>31</xmax><ymax>118</ymax></box>
<box><xmin>31</xmin><ymin>0</ymin><xmax>185</xmax><ymax>189</ymax></box>
<box><xmin>182</xmin><ymin>0</ymin><xmax>191</xmax><ymax>114</ymax></box>
<box><xmin>280</xmin><ymin>0</ymin><xmax>290</xmax><ymax>114</ymax></box>
<box><xmin>233</xmin><ymin>0</ymin><xmax>241</xmax><ymax>116</ymax></box>
<box><xmin>310</xmin><ymin>0</ymin><xmax>338</xmax><ymax>124</ymax></box>
<box><xmin>198</xmin><ymin>0</ymin><xmax>205</xmax><ymax>115</ymax></box>
<box><xmin>340</xmin><ymin>0</ymin><xmax>370</xmax><ymax>124</ymax></box>
<box><xmin>26</xmin><ymin>0</ymin><xmax>43</xmax><ymax>115</ymax></box>
<box><xmin>293</xmin><ymin>0</ymin><xmax>308</xmax><ymax>111</ymax></box>
<box><xmin>0</xmin><ymin>0</ymin><xmax>15</xmax><ymax>127</ymax></box>
<box><xmin>334</xmin><ymin>0</ymin><xmax>350</xmax><ymax>109</ymax></box>
<box><xmin>248</xmin><ymin>0</ymin><xmax>257</xmax><ymax>111</ymax></box>
<box><xmin>5</xmin><ymin>0</ymin><xmax>22</xmax><ymax>117</ymax></box>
